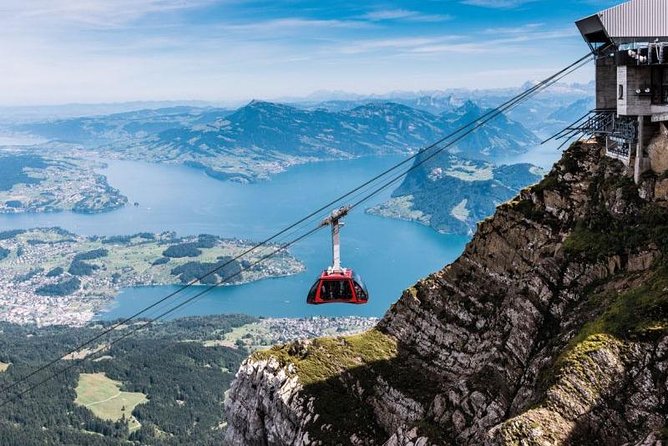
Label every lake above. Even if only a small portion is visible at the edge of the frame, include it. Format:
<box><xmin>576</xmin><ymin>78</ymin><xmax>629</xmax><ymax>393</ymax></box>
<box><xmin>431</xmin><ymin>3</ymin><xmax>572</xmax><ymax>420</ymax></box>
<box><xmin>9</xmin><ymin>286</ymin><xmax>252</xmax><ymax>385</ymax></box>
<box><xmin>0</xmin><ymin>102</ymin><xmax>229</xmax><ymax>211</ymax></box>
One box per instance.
<box><xmin>0</xmin><ymin>155</ymin><xmax>476</xmax><ymax>319</ymax></box>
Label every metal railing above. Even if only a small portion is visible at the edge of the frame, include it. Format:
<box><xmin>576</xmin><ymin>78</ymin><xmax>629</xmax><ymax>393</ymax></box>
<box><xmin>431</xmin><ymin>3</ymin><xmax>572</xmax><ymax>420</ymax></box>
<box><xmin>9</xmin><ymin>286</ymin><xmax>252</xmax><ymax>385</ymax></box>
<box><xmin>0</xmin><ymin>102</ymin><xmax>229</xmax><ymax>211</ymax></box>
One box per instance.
<box><xmin>543</xmin><ymin>109</ymin><xmax>638</xmax><ymax>148</ymax></box>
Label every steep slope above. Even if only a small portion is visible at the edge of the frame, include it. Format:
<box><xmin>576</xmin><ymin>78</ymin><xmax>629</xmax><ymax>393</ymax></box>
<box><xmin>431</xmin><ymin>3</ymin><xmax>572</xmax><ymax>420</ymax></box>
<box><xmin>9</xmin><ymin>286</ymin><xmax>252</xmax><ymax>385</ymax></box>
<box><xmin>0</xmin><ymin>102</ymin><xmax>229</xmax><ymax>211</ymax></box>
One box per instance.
<box><xmin>225</xmin><ymin>139</ymin><xmax>668</xmax><ymax>445</ymax></box>
<box><xmin>367</xmin><ymin>152</ymin><xmax>544</xmax><ymax>235</ymax></box>
<box><xmin>438</xmin><ymin>101</ymin><xmax>538</xmax><ymax>160</ymax></box>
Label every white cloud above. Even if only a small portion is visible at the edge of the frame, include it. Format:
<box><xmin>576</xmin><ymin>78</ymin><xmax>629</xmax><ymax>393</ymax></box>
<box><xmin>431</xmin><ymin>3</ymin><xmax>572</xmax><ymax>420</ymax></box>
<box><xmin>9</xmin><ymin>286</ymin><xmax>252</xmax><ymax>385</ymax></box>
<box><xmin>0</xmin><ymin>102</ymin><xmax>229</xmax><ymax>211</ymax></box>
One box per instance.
<box><xmin>337</xmin><ymin>37</ymin><xmax>460</xmax><ymax>54</ymax></box>
<box><xmin>221</xmin><ymin>18</ymin><xmax>371</xmax><ymax>33</ymax></box>
<box><xmin>360</xmin><ymin>9</ymin><xmax>452</xmax><ymax>22</ymax></box>
<box><xmin>334</xmin><ymin>26</ymin><xmax>577</xmax><ymax>56</ymax></box>
<box><xmin>482</xmin><ymin>23</ymin><xmax>545</xmax><ymax>34</ymax></box>
<box><xmin>461</xmin><ymin>0</ymin><xmax>538</xmax><ymax>8</ymax></box>
<box><xmin>0</xmin><ymin>0</ymin><xmax>215</xmax><ymax>28</ymax></box>
<box><xmin>0</xmin><ymin>0</ymin><xmax>592</xmax><ymax>105</ymax></box>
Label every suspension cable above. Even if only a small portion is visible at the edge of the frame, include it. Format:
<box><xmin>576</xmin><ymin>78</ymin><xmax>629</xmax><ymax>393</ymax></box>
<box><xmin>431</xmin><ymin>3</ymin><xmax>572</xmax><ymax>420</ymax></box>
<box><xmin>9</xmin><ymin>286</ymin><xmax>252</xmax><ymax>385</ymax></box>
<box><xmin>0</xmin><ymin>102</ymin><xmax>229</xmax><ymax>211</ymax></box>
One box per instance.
<box><xmin>0</xmin><ymin>52</ymin><xmax>594</xmax><ymax>406</ymax></box>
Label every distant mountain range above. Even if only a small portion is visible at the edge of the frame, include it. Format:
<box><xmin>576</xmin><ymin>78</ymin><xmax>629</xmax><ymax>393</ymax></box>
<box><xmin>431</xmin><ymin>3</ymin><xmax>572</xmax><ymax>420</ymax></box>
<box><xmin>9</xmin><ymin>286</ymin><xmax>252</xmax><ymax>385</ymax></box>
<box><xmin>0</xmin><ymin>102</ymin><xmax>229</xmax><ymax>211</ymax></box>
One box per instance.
<box><xmin>15</xmin><ymin>100</ymin><xmax>540</xmax><ymax>182</ymax></box>
<box><xmin>289</xmin><ymin>81</ymin><xmax>595</xmax><ymax>138</ymax></box>
<box><xmin>0</xmin><ymin>79</ymin><xmax>593</xmax><ymax>126</ymax></box>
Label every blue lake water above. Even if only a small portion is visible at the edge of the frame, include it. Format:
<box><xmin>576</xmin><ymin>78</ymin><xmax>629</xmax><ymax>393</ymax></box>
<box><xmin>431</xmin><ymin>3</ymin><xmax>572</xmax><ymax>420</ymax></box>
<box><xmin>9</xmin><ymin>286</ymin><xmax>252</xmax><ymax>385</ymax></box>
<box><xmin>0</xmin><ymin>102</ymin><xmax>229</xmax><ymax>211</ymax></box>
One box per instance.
<box><xmin>0</xmin><ymin>156</ymin><xmax>473</xmax><ymax>320</ymax></box>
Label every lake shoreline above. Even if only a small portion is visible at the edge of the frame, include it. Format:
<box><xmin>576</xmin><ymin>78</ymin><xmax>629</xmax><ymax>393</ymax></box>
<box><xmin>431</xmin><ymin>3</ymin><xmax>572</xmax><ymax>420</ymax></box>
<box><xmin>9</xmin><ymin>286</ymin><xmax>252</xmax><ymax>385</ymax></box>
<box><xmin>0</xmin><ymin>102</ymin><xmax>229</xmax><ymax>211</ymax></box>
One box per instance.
<box><xmin>0</xmin><ymin>155</ymin><xmax>480</xmax><ymax>322</ymax></box>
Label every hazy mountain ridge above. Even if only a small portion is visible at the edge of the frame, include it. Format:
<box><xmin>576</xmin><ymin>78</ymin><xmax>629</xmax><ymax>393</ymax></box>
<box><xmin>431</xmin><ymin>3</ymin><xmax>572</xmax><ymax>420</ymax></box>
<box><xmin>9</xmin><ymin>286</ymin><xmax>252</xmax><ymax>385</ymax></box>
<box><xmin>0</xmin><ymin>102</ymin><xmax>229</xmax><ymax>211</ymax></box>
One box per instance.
<box><xmin>291</xmin><ymin>81</ymin><xmax>595</xmax><ymax>138</ymax></box>
<box><xmin>15</xmin><ymin>106</ymin><xmax>228</xmax><ymax>144</ymax></box>
<box><xmin>14</xmin><ymin>100</ymin><xmax>540</xmax><ymax>183</ymax></box>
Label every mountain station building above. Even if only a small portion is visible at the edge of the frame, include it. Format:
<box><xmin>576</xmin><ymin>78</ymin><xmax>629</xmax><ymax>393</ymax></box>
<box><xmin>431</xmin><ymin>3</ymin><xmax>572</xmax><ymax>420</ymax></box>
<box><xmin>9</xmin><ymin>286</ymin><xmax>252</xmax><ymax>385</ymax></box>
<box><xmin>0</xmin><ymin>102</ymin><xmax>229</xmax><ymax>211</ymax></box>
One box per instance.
<box><xmin>576</xmin><ymin>0</ymin><xmax>668</xmax><ymax>182</ymax></box>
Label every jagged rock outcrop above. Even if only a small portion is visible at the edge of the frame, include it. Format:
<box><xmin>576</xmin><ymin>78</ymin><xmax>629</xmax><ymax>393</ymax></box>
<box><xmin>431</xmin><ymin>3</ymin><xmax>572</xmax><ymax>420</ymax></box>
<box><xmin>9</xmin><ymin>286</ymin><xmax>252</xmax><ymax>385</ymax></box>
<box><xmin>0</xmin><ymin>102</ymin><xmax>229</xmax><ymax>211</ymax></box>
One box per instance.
<box><xmin>225</xmin><ymin>139</ymin><xmax>668</xmax><ymax>445</ymax></box>
<box><xmin>648</xmin><ymin>124</ymin><xmax>668</xmax><ymax>176</ymax></box>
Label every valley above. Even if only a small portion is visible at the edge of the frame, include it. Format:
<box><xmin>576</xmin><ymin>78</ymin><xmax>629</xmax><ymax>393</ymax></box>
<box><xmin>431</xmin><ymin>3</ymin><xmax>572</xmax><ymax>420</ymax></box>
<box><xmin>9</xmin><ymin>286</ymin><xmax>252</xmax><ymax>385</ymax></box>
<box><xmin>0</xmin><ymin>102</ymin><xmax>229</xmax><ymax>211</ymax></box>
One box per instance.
<box><xmin>0</xmin><ymin>95</ymin><xmax>568</xmax><ymax>325</ymax></box>
<box><xmin>4</xmin><ymin>0</ymin><xmax>662</xmax><ymax>443</ymax></box>
<box><xmin>0</xmin><ymin>154</ymin><xmax>472</xmax><ymax>322</ymax></box>
<box><xmin>0</xmin><ymin>90</ymin><xmax>592</xmax><ymax>443</ymax></box>
<box><xmin>0</xmin><ymin>314</ymin><xmax>378</xmax><ymax>445</ymax></box>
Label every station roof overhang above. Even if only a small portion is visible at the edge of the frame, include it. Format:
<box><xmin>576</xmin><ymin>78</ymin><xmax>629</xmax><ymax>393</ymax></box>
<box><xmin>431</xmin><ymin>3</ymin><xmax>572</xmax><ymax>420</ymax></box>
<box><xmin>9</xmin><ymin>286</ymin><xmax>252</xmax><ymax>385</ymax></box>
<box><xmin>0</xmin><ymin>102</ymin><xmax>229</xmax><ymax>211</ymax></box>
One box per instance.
<box><xmin>576</xmin><ymin>0</ymin><xmax>668</xmax><ymax>49</ymax></box>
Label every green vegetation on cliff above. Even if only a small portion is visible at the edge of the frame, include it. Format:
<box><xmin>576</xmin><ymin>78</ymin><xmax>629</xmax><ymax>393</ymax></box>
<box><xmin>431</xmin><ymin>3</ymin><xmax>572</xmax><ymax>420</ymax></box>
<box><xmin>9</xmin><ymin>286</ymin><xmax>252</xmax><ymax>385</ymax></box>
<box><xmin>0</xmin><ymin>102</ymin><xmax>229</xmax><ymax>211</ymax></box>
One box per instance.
<box><xmin>563</xmin><ymin>168</ymin><xmax>668</xmax><ymax>261</ymax></box>
<box><xmin>254</xmin><ymin>329</ymin><xmax>441</xmax><ymax>444</ymax></box>
<box><xmin>256</xmin><ymin>330</ymin><xmax>401</xmax><ymax>444</ymax></box>
<box><xmin>501</xmin><ymin>141</ymin><xmax>668</xmax><ymax>445</ymax></box>
<box><xmin>254</xmin><ymin>329</ymin><xmax>398</xmax><ymax>385</ymax></box>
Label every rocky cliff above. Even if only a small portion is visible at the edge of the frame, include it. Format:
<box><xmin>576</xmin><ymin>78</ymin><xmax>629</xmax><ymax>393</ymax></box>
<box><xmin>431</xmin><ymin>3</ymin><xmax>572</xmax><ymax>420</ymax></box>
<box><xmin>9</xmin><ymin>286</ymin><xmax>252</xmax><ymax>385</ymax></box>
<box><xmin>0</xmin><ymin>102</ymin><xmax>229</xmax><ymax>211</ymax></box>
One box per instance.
<box><xmin>225</xmin><ymin>139</ymin><xmax>668</xmax><ymax>445</ymax></box>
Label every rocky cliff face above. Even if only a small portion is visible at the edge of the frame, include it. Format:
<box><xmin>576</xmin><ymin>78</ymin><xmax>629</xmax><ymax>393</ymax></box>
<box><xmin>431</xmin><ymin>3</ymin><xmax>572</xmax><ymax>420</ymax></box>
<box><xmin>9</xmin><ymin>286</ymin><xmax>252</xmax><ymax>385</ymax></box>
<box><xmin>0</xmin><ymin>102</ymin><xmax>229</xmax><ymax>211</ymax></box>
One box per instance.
<box><xmin>225</xmin><ymin>139</ymin><xmax>668</xmax><ymax>445</ymax></box>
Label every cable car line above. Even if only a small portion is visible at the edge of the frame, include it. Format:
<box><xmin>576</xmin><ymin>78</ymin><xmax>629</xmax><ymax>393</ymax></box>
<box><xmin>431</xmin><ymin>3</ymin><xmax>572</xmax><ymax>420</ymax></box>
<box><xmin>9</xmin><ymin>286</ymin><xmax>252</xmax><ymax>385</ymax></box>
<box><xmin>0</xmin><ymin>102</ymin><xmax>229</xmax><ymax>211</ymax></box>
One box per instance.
<box><xmin>0</xmin><ymin>52</ymin><xmax>593</xmax><ymax>406</ymax></box>
<box><xmin>0</xmin><ymin>52</ymin><xmax>594</xmax><ymax>402</ymax></box>
<box><xmin>300</xmin><ymin>51</ymin><xmax>596</xmax><ymax>303</ymax></box>
<box><xmin>0</xmin><ymin>52</ymin><xmax>594</xmax><ymax>403</ymax></box>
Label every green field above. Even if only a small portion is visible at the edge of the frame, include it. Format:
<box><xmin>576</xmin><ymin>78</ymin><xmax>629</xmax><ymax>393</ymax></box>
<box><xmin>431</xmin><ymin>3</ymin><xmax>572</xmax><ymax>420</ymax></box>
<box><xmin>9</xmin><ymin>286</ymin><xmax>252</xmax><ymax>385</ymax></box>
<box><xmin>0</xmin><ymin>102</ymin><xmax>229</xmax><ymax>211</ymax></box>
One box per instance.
<box><xmin>219</xmin><ymin>322</ymin><xmax>273</xmax><ymax>351</ymax></box>
<box><xmin>0</xmin><ymin>362</ymin><xmax>10</xmax><ymax>372</ymax></box>
<box><xmin>75</xmin><ymin>373</ymin><xmax>147</xmax><ymax>431</ymax></box>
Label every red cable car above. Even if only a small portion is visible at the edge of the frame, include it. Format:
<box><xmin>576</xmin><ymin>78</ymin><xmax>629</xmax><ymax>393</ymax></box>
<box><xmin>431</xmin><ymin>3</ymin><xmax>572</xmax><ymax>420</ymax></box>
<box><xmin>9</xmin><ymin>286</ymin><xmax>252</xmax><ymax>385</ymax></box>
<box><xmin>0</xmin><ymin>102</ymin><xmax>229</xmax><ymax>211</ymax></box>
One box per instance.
<box><xmin>307</xmin><ymin>206</ymin><xmax>369</xmax><ymax>305</ymax></box>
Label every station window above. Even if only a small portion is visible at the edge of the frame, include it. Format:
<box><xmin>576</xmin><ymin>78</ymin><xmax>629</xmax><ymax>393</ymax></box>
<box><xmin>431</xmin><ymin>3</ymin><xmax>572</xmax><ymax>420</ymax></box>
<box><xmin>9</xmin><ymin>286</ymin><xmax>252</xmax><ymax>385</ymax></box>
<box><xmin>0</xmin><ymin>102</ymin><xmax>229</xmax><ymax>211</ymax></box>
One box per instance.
<box><xmin>618</xmin><ymin>84</ymin><xmax>624</xmax><ymax>100</ymax></box>
<box><xmin>651</xmin><ymin>67</ymin><xmax>668</xmax><ymax>105</ymax></box>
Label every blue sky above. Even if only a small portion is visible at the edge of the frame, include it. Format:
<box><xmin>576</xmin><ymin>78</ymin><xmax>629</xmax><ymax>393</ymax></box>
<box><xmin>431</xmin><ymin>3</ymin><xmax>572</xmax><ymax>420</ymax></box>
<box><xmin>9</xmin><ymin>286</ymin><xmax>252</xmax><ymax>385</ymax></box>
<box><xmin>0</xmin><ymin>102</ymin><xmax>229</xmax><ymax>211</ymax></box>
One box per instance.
<box><xmin>0</xmin><ymin>0</ymin><xmax>621</xmax><ymax>105</ymax></box>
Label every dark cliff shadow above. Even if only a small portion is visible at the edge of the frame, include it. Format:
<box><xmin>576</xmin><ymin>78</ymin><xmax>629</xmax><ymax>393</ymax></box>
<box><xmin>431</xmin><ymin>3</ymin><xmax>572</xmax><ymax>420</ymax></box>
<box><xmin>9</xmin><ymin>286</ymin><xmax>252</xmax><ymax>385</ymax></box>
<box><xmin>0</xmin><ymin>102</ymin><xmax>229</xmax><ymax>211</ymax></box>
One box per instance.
<box><xmin>296</xmin><ymin>347</ymin><xmax>447</xmax><ymax>445</ymax></box>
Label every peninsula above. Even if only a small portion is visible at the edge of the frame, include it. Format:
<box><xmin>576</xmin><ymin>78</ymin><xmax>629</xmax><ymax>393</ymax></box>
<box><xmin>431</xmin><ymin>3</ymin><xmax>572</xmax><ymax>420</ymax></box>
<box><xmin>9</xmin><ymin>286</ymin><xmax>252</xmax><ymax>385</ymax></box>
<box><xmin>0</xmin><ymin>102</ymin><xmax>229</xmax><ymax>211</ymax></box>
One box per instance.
<box><xmin>0</xmin><ymin>228</ymin><xmax>303</xmax><ymax>326</ymax></box>
<box><xmin>0</xmin><ymin>151</ymin><xmax>127</xmax><ymax>214</ymax></box>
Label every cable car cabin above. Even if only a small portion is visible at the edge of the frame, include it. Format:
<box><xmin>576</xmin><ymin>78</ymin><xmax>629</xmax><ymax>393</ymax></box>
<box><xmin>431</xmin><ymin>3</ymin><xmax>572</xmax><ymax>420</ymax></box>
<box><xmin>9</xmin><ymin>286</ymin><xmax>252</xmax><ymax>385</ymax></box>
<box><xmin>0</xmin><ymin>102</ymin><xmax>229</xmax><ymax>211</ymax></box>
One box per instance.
<box><xmin>306</xmin><ymin>206</ymin><xmax>369</xmax><ymax>305</ymax></box>
<box><xmin>307</xmin><ymin>269</ymin><xmax>368</xmax><ymax>305</ymax></box>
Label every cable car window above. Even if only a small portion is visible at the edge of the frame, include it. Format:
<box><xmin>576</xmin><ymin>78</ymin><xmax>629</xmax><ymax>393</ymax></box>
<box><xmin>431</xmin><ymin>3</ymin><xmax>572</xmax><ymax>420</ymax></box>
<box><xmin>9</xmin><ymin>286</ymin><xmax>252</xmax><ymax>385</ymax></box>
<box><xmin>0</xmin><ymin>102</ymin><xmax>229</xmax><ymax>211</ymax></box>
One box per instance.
<box><xmin>353</xmin><ymin>282</ymin><xmax>367</xmax><ymax>300</ymax></box>
<box><xmin>307</xmin><ymin>281</ymin><xmax>319</xmax><ymax>302</ymax></box>
<box><xmin>321</xmin><ymin>279</ymin><xmax>352</xmax><ymax>301</ymax></box>
<box><xmin>353</xmin><ymin>272</ymin><xmax>368</xmax><ymax>293</ymax></box>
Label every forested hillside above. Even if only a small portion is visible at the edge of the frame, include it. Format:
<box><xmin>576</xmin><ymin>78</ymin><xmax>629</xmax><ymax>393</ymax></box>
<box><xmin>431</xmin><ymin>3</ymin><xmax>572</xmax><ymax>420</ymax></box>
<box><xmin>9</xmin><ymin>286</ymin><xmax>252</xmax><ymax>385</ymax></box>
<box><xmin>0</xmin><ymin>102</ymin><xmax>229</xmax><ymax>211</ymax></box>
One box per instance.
<box><xmin>0</xmin><ymin>315</ymin><xmax>256</xmax><ymax>445</ymax></box>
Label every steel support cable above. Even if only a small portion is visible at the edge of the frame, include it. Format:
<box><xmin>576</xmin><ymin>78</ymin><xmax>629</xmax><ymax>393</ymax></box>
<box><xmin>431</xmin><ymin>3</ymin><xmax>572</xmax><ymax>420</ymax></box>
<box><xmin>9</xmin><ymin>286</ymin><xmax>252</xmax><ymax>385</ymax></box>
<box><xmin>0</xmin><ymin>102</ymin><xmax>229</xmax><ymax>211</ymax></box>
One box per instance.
<box><xmin>130</xmin><ymin>53</ymin><xmax>595</xmax><ymax>330</ymax></box>
<box><xmin>0</xmin><ymin>52</ymin><xmax>593</xmax><ymax>400</ymax></box>
<box><xmin>540</xmin><ymin>111</ymin><xmax>594</xmax><ymax>144</ymax></box>
<box><xmin>0</xmin><ymin>52</ymin><xmax>594</xmax><ymax>403</ymax></box>
<box><xmin>347</xmin><ymin>56</ymin><xmax>595</xmax><ymax>213</ymax></box>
